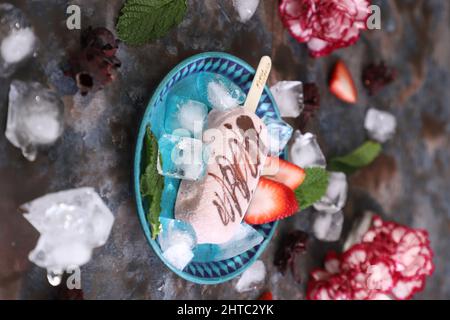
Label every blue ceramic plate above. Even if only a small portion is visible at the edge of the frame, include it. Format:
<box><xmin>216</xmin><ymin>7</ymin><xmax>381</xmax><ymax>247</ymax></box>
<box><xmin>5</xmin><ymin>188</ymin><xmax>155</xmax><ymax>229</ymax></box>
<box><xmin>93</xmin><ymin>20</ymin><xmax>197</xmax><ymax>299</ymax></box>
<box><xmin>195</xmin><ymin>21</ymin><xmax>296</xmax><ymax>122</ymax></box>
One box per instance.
<box><xmin>134</xmin><ymin>52</ymin><xmax>284</xmax><ymax>284</ymax></box>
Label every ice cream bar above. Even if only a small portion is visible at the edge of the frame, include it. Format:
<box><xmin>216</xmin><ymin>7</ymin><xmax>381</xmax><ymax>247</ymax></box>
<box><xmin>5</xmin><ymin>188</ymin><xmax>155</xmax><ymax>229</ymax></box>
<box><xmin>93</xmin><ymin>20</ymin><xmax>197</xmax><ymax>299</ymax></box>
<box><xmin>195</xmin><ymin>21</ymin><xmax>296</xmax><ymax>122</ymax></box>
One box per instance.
<box><xmin>175</xmin><ymin>56</ymin><xmax>272</xmax><ymax>244</ymax></box>
<box><xmin>175</xmin><ymin>108</ymin><xmax>268</xmax><ymax>244</ymax></box>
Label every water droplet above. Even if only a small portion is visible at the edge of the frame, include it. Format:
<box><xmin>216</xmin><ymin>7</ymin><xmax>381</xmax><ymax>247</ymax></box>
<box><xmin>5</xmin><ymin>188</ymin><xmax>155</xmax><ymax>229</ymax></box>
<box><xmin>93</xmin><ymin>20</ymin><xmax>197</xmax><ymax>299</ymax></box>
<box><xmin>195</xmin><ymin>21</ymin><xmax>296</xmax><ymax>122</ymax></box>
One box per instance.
<box><xmin>47</xmin><ymin>271</ymin><xmax>63</xmax><ymax>286</ymax></box>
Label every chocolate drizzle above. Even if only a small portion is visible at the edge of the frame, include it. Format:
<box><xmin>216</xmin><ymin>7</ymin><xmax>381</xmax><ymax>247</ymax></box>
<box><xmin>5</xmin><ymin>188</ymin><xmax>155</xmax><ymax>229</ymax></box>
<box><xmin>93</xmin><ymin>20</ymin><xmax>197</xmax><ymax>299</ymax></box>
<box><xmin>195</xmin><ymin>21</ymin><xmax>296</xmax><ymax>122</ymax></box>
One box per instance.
<box><xmin>236</xmin><ymin>115</ymin><xmax>255</xmax><ymax>132</ymax></box>
<box><xmin>209</xmin><ymin>116</ymin><xmax>264</xmax><ymax>226</ymax></box>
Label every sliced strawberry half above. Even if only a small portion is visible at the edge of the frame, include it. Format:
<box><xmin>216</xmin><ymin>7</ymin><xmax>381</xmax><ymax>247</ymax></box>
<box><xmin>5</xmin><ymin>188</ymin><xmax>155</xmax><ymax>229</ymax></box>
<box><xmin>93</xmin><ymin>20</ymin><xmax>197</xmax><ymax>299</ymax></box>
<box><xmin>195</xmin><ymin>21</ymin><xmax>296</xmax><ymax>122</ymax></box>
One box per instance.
<box><xmin>245</xmin><ymin>177</ymin><xmax>299</xmax><ymax>225</ymax></box>
<box><xmin>263</xmin><ymin>156</ymin><xmax>306</xmax><ymax>190</ymax></box>
<box><xmin>329</xmin><ymin>60</ymin><xmax>357</xmax><ymax>104</ymax></box>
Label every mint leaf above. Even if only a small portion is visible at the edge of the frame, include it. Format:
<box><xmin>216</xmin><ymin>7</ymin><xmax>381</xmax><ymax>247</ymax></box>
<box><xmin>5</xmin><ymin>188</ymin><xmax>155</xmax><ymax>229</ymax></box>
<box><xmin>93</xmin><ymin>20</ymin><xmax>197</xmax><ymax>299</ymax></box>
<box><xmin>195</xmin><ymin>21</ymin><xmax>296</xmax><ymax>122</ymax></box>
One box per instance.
<box><xmin>328</xmin><ymin>141</ymin><xmax>382</xmax><ymax>174</ymax></box>
<box><xmin>295</xmin><ymin>168</ymin><xmax>329</xmax><ymax>210</ymax></box>
<box><xmin>117</xmin><ymin>0</ymin><xmax>187</xmax><ymax>46</ymax></box>
<box><xmin>140</xmin><ymin>127</ymin><xmax>164</xmax><ymax>239</ymax></box>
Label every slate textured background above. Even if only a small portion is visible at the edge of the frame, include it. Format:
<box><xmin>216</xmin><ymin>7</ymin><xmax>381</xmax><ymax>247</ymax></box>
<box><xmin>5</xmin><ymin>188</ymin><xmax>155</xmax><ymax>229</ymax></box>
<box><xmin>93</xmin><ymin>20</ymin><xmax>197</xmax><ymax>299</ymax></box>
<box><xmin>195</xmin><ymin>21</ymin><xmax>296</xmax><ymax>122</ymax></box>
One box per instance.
<box><xmin>0</xmin><ymin>0</ymin><xmax>449</xmax><ymax>300</ymax></box>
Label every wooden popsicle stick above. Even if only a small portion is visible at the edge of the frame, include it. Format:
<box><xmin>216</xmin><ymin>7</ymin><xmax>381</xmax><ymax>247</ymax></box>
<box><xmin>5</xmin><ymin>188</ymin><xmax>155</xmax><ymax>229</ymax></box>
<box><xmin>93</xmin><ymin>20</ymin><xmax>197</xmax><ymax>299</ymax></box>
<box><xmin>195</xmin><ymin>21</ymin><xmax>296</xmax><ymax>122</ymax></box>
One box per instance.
<box><xmin>244</xmin><ymin>56</ymin><xmax>272</xmax><ymax>113</ymax></box>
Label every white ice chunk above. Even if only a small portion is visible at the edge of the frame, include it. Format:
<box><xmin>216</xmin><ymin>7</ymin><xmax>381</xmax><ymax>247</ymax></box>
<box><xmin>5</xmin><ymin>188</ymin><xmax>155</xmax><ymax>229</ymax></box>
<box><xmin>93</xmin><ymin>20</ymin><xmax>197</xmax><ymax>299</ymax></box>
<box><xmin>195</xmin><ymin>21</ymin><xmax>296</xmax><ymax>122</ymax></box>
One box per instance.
<box><xmin>270</xmin><ymin>81</ymin><xmax>304</xmax><ymax>118</ymax></box>
<box><xmin>22</xmin><ymin>188</ymin><xmax>114</xmax><ymax>283</ymax></box>
<box><xmin>289</xmin><ymin>131</ymin><xmax>326</xmax><ymax>168</ymax></box>
<box><xmin>0</xmin><ymin>3</ymin><xmax>37</xmax><ymax>77</ymax></box>
<box><xmin>163</xmin><ymin>243</ymin><xmax>194</xmax><ymax>271</ymax></box>
<box><xmin>232</xmin><ymin>0</ymin><xmax>260</xmax><ymax>23</ymax></box>
<box><xmin>5</xmin><ymin>80</ymin><xmax>64</xmax><ymax>161</ymax></box>
<box><xmin>312</xmin><ymin>210</ymin><xmax>344</xmax><ymax>242</ymax></box>
<box><xmin>364</xmin><ymin>108</ymin><xmax>397</xmax><ymax>143</ymax></box>
<box><xmin>235</xmin><ymin>260</ymin><xmax>266</xmax><ymax>293</ymax></box>
<box><xmin>1</xmin><ymin>27</ymin><xmax>36</xmax><ymax>64</ymax></box>
<box><xmin>23</xmin><ymin>109</ymin><xmax>62</xmax><ymax>144</ymax></box>
<box><xmin>313</xmin><ymin>172</ymin><xmax>348</xmax><ymax>214</ymax></box>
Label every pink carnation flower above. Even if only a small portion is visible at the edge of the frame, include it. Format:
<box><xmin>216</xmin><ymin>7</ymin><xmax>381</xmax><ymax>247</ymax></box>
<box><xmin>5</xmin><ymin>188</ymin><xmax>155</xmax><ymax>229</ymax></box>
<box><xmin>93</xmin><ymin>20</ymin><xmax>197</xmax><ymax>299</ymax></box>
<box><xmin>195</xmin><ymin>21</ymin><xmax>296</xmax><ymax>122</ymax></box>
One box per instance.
<box><xmin>279</xmin><ymin>0</ymin><xmax>371</xmax><ymax>57</ymax></box>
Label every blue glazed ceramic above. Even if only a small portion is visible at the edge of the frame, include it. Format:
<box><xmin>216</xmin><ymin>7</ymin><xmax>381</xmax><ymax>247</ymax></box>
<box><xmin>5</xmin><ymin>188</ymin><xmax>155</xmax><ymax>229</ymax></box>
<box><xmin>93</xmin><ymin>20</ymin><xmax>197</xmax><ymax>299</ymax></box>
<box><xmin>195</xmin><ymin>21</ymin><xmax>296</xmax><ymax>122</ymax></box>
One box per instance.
<box><xmin>134</xmin><ymin>52</ymin><xmax>285</xmax><ymax>284</ymax></box>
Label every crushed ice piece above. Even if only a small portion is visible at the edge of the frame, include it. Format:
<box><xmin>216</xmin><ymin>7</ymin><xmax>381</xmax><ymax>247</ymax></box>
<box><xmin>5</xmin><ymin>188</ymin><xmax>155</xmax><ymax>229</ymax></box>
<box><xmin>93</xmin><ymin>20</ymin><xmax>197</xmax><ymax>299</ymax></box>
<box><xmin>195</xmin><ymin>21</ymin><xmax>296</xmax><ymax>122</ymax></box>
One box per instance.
<box><xmin>270</xmin><ymin>81</ymin><xmax>304</xmax><ymax>118</ymax></box>
<box><xmin>364</xmin><ymin>108</ymin><xmax>397</xmax><ymax>143</ymax></box>
<box><xmin>22</xmin><ymin>188</ymin><xmax>114</xmax><ymax>282</ymax></box>
<box><xmin>163</xmin><ymin>243</ymin><xmax>194</xmax><ymax>271</ymax></box>
<box><xmin>158</xmin><ymin>217</ymin><xmax>197</xmax><ymax>251</ymax></box>
<box><xmin>0</xmin><ymin>3</ymin><xmax>37</xmax><ymax>77</ymax></box>
<box><xmin>289</xmin><ymin>131</ymin><xmax>326</xmax><ymax>168</ymax></box>
<box><xmin>263</xmin><ymin>116</ymin><xmax>293</xmax><ymax>156</ymax></box>
<box><xmin>165</xmin><ymin>96</ymin><xmax>208</xmax><ymax>139</ymax></box>
<box><xmin>235</xmin><ymin>260</ymin><xmax>266</xmax><ymax>292</ymax></box>
<box><xmin>312</xmin><ymin>210</ymin><xmax>344</xmax><ymax>242</ymax></box>
<box><xmin>193</xmin><ymin>223</ymin><xmax>264</xmax><ymax>262</ymax></box>
<box><xmin>313</xmin><ymin>172</ymin><xmax>348</xmax><ymax>214</ymax></box>
<box><xmin>5</xmin><ymin>80</ymin><xmax>64</xmax><ymax>161</ymax></box>
<box><xmin>158</xmin><ymin>218</ymin><xmax>196</xmax><ymax>270</ymax></box>
<box><xmin>232</xmin><ymin>0</ymin><xmax>260</xmax><ymax>23</ymax></box>
<box><xmin>157</xmin><ymin>134</ymin><xmax>208</xmax><ymax>181</ymax></box>
<box><xmin>1</xmin><ymin>28</ymin><xmax>36</xmax><ymax>63</ymax></box>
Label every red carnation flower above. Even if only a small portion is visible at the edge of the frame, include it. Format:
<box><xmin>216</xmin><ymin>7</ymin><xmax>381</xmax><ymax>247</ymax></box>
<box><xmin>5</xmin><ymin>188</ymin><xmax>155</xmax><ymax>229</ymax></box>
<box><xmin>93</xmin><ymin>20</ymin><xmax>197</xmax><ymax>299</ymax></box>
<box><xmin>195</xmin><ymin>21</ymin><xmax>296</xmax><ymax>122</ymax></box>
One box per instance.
<box><xmin>306</xmin><ymin>216</ymin><xmax>434</xmax><ymax>300</ymax></box>
<box><xmin>279</xmin><ymin>0</ymin><xmax>371</xmax><ymax>57</ymax></box>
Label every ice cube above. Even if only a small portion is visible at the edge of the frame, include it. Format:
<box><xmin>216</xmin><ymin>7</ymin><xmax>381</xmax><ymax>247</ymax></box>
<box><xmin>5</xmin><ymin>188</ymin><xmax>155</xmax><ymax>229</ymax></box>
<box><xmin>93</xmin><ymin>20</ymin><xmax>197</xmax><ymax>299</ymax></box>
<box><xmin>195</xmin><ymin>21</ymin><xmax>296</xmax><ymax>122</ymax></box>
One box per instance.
<box><xmin>313</xmin><ymin>172</ymin><xmax>348</xmax><ymax>214</ymax></box>
<box><xmin>158</xmin><ymin>217</ymin><xmax>196</xmax><ymax>270</ymax></box>
<box><xmin>364</xmin><ymin>108</ymin><xmax>397</xmax><ymax>143</ymax></box>
<box><xmin>289</xmin><ymin>131</ymin><xmax>326</xmax><ymax>168</ymax></box>
<box><xmin>22</xmin><ymin>188</ymin><xmax>114</xmax><ymax>283</ymax></box>
<box><xmin>197</xmin><ymin>72</ymin><xmax>246</xmax><ymax>111</ymax></box>
<box><xmin>157</xmin><ymin>134</ymin><xmax>208</xmax><ymax>181</ymax></box>
<box><xmin>270</xmin><ymin>81</ymin><xmax>304</xmax><ymax>118</ymax></box>
<box><xmin>165</xmin><ymin>96</ymin><xmax>208</xmax><ymax>139</ymax></box>
<box><xmin>312</xmin><ymin>210</ymin><xmax>344</xmax><ymax>242</ymax></box>
<box><xmin>5</xmin><ymin>80</ymin><xmax>64</xmax><ymax>161</ymax></box>
<box><xmin>193</xmin><ymin>223</ymin><xmax>264</xmax><ymax>262</ymax></box>
<box><xmin>232</xmin><ymin>0</ymin><xmax>260</xmax><ymax>23</ymax></box>
<box><xmin>0</xmin><ymin>3</ymin><xmax>37</xmax><ymax>78</ymax></box>
<box><xmin>263</xmin><ymin>116</ymin><xmax>293</xmax><ymax>156</ymax></box>
<box><xmin>235</xmin><ymin>260</ymin><xmax>266</xmax><ymax>293</ymax></box>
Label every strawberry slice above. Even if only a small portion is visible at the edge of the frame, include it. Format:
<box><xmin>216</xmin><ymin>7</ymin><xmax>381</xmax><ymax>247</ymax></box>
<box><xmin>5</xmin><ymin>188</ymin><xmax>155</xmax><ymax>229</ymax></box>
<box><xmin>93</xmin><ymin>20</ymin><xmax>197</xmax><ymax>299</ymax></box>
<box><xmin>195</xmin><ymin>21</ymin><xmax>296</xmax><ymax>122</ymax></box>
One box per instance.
<box><xmin>245</xmin><ymin>177</ymin><xmax>299</xmax><ymax>225</ymax></box>
<box><xmin>329</xmin><ymin>60</ymin><xmax>357</xmax><ymax>104</ymax></box>
<box><xmin>258</xmin><ymin>291</ymin><xmax>273</xmax><ymax>300</ymax></box>
<box><xmin>263</xmin><ymin>157</ymin><xmax>306</xmax><ymax>190</ymax></box>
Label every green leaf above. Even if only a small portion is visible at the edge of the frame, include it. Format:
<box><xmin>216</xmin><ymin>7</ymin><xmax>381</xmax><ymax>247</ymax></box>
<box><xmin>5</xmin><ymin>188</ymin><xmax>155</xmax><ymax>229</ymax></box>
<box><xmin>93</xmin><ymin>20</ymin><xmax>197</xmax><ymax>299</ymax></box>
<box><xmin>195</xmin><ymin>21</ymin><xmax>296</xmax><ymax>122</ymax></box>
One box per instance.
<box><xmin>116</xmin><ymin>0</ymin><xmax>187</xmax><ymax>46</ymax></box>
<box><xmin>140</xmin><ymin>126</ymin><xmax>164</xmax><ymax>239</ymax></box>
<box><xmin>295</xmin><ymin>168</ymin><xmax>329</xmax><ymax>210</ymax></box>
<box><xmin>328</xmin><ymin>141</ymin><xmax>382</xmax><ymax>175</ymax></box>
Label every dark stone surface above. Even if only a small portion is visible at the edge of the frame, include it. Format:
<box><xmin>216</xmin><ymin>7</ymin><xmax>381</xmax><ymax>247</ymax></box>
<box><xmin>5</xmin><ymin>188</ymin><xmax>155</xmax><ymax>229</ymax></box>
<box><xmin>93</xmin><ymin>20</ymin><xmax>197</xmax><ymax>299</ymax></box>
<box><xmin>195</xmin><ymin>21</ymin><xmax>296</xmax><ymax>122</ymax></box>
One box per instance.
<box><xmin>0</xmin><ymin>0</ymin><xmax>449</xmax><ymax>299</ymax></box>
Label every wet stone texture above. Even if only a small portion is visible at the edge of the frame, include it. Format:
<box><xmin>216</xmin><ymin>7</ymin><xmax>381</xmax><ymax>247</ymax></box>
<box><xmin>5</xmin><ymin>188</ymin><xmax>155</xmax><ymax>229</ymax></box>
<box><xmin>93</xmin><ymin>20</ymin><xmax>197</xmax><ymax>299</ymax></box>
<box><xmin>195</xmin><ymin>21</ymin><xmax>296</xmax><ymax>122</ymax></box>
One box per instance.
<box><xmin>0</xmin><ymin>0</ymin><xmax>449</xmax><ymax>300</ymax></box>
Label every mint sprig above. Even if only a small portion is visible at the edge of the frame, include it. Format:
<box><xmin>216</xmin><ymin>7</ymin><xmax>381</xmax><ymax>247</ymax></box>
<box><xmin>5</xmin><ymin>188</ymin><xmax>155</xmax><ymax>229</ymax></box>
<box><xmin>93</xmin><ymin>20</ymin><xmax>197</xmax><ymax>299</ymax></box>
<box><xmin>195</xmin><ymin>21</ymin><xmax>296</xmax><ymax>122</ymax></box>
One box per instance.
<box><xmin>117</xmin><ymin>0</ymin><xmax>187</xmax><ymax>46</ymax></box>
<box><xmin>140</xmin><ymin>126</ymin><xmax>164</xmax><ymax>239</ymax></box>
<box><xmin>328</xmin><ymin>141</ymin><xmax>382</xmax><ymax>174</ymax></box>
<box><xmin>295</xmin><ymin>168</ymin><xmax>329</xmax><ymax>210</ymax></box>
